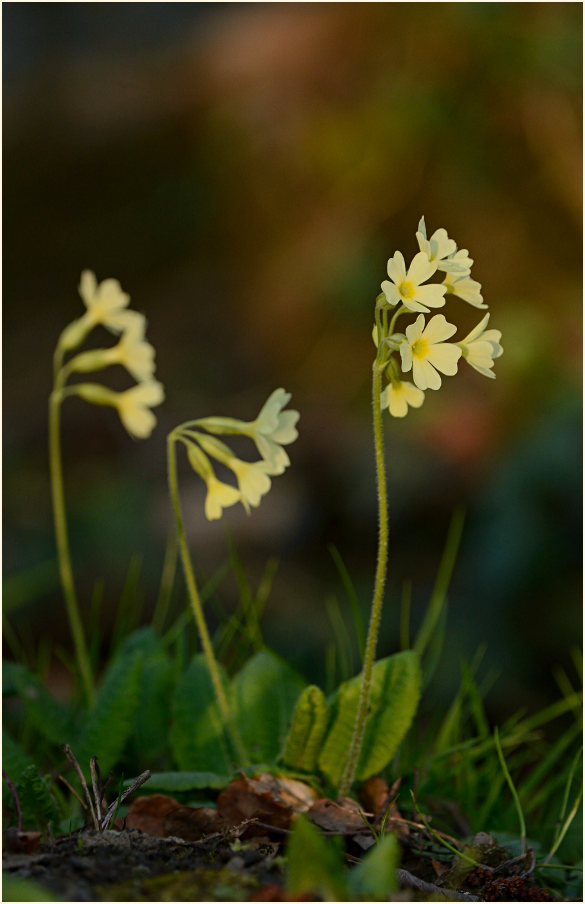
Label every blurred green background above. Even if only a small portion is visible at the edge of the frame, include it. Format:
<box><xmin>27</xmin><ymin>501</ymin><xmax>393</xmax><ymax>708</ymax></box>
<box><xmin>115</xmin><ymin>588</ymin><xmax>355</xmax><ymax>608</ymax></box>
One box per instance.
<box><xmin>3</xmin><ymin>3</ymin><xmax>582</xmax><ymax>718</ymax></box>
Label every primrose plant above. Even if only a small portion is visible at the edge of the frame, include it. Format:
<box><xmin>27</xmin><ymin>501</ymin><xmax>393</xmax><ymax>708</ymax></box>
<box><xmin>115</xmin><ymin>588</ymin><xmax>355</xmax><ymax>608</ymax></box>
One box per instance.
<box><xmin>47</xmin><ymin>219</ymin><xmax>501</xmax><ymax>799</ymax></box>
<box><xmin>167</xmin><ymin>389</ymin><xmax>299</xmax><ymax>764</ymax></box>
<box><xmin>336</xmin><ymin>217</ymin><xmax>503</xmax><ymax>796</ymax></box>
<box><xmin>50</xmin><ymin>271</ymin><xmax>164</xmax><ymax>705</ymax></box>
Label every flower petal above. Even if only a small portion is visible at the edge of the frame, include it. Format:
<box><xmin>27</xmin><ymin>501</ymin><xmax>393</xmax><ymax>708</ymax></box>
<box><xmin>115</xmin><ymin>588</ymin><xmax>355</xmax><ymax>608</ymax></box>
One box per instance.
<box><xmin>422</xmin><ymin>314</ymin><xmax>457</xmax><ymax>343</ymax></box>
<box><xmin>387</xmin><ymin>250</ymin><xmax>406</xmax><ymax>284</ymax></box>
<box><xmin>460</xmin><ymin>313</ymin><xmax>491</xmax><ymax>344</ymax></box>
<box><xmin>426</xmin><ymin>343</ymin><xmax>462</xmax><ymax>376</ymax></box>
<box><xmin>414</xmin><ymin>284</ymin><xmax>447</xmax><ymax>309</ymax></box>
<box><xmin>380</xmin><ymin>280</ymin><xmax>401</xmax><ymax>306</ymax></box>
<box><xmin>407</xmin><ymin>251</ymin><xmax>437</xmax><ymax>286</ymax></box>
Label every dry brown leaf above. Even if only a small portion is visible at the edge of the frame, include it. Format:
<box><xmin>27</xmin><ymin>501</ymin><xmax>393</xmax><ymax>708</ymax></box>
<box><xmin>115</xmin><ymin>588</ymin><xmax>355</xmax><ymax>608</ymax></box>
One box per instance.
<box><xmin>125</xmin><ymin>793</ymin><xmax>221</xmax><ymax>841</ymax></box>
<box><xmin>308</xmin><ymin>796</ymin><xmax>369</xmax><ymax>834</ymax></box>
<box><xmin>216</xmin><ymin>774</ymin><xmax>317</xmax><ymax>832</ymax></box>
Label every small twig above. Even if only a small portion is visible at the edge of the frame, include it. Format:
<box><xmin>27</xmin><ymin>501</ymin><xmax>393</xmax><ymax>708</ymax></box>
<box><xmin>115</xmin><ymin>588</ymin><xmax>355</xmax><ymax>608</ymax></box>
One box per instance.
<box><xmin>397</xmin><ymin>868</ymin><xmax>480</xmax><ymax>901</ymax></box>
<box><xmin>99</xmin><ymin>770</ymin><xmax>151</xmax><ymax>830</ymax></box>
<box><xmin>89</xmin><ymin>757</ymin><xmax>102</xmax><ymax>821</ymax></box>
<box><xmin>2</xmin><ymin>769</ymin><xmax>23</xmax><ymax>832</ymax></box>
<box><xmin>57</xmin><ymin>774</ymin><xmax>88</xmax><ymax>810</ymax></box>
<box><xmin>62</xmin><ymin>744</ymin><xmax>99</xmax><ymax>830</ymax></box>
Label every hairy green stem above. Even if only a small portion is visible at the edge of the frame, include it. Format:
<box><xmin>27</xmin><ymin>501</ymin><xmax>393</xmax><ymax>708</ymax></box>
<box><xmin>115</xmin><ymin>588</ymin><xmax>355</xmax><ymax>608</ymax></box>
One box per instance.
<box><xmin>338</xmin><ymin>358</ymin><xmax>389</xmax><ymax>797</ymax></box>
<box><xmin>167</xmin><ymin>434</ymin><xmax>249</xmax><ymax>766</ymax></box>
<box><xmin>49</xmin><ymin>389</ymin><xmax>95</xmax><ymax>706</ymax></box>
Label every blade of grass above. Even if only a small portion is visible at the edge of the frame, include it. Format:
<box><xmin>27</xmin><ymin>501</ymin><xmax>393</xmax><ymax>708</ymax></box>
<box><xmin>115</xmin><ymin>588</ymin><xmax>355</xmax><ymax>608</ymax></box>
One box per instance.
<box><xmin>494</xmin><ymin>726</ymin><xmax>526</xmax><ymax>853</ymax></box>
<box><xmin>111</xmin><ymin>556</ymin><xmax>143</xmax><ymax>651</ymax></box>
<box><xmin>325</xmin><ymin>643</ymin><xmax>336</xmax><ymax>697</ymax></box>
<box><xmin>152</xmin><ymin>531</ymin><xmax>178</xmax><ymax>634</ymax></box>
<box><xmin>513</xmin><ymin>694</ymin><xmax>582</xmax><ymax>735</ymax></box>
<box><xmin>325</xmin><ymin>595</ymin><xmax>353</xmax><ymax>682</ymax></box>
<box><xmin>544</xmin><ymin>784</ymin><xmax>583</xmax><ymax>865</ymax></box>
<box><xmin>328</xmin><ymin>544</ymin><xmax>365</xmax><ymax>658</ymax></box>
<box><xmin>399</xmin><ymin>579</ymin><xmax>412</xmax><ymax>652</ymax></box>
<box><xmin>161</xmin><ymin>558</ymin><xmax>231</xmax><ymax>650</ymax></box>
<box><xmin>409</xmin><ymin>790</ymin><xmax>481</xmax><ymax>866</ymax></box>
<box><xmin>88</xmin><ymin>580</ymin><xmax>104</xmax><ymax>671</ymax></box>
<box><xmin>414</xmin><ymin>507</ymin><xmax>465</xmax><ymax>660</ymax></box>
<box><xmin>519</xmin><ymin>723</ymin><xmax>582</xmax><ymax>807</ymax></box>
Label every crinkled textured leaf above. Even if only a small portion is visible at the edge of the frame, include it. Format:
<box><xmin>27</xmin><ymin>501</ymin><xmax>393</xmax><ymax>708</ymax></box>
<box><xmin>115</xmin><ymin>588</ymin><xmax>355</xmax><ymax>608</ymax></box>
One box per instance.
<box><xmin>232</xmin><ymin>650</ymin><xmax>305</xmax><ymax>763</ymax></box>
<box><xmin>282</xmin><ymin>684</ymin><xmax>330</xmax><ymax>772</ymax></box>
<box><xmin>169</xmin><ymin>654</ymin><xmax>234</xmax><ymax>774</ymax></box>
<box><xmin>318</xmin><ymin>651</ymin><xmax>421</xmax><ymax>787</ymax></box>
<box><xmin>73</xmin><ymin>650</ymin><xmax>144</xmax><ymax>774</ymax></box>
<box><xmin>134</xmin><ymin>653</ymin><xmax>175</xmax><ymax>762</ymax></box>
<box><xmin>15</xmin><ymin>764</ymin><xmax>61</xmax><ymax>830</ymax></box>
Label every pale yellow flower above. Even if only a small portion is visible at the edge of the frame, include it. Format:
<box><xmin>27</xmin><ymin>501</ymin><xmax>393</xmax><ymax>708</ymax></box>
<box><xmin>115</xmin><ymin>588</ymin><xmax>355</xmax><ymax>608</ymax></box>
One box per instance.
<box><xmin>400</xmin><ymin>314</ymin><xmax>462</xmax><ymax>391</ymax></box>
<box><xmin>416</xmin><ymin>217</ymin><xmax>471</xmax><ymax>275</ymax></box>
<box><xmin>115</xmin><ymin>380</ymin><xmax>165</xmax><ymax>438</ymax></box>
<box><xmin>381</xmin><ymin>380</ymin><xmax>425</xmax><ymax>418</ymax></box>
<box><xmin>78</xmin><ymin>270</ymin><xmax>133</xmax><ymax>333</ymax></box>
<box><xmin>229</xmin><ymin>458</ymin><xmax>273</xmax><ymax>512</ymax></box>
<box><xmin>190</xmin><ymin>431</ymin><xmax>273</xmax><ymax>514</ymax></box>
<box><xmin>197</xmin><ymin>388</ymin><xmax>300</xmax><ymax>476</ymax></box>
<box><xmin>69</xmin><ymin>379</ymin><xmax>164</xmax><ymax>438</ymax></box>
<box><xmin>65</xmin><ymin>314</ymin><xmax>156</xmax><ymax>382</ymax></box>
<box><xmin>56</xmin><ymin>271</ymin><xmax>143</xmax><ymax>354</ymax></box>
<box><xmin>457</xmin><ymin>314</ymin><xmax>503</xmax><ymax>379</ymax></box>
<box><xmin>443</xmin><ymin>271</ymin><xmax>486</xmax><ymax>309</ymax></box>
<box><xmin>381</xmin><ymin>250</ymin><xmax>446</xmax><ymax>314</ymax></box>
<box><xmin>108</xmin><ymin>317</ymin><xmax>155</xmax><ymax>382</ymax></box>
<box><xmin>203</xmin><ymin>476</ymin><xmax>241</xmax><ymax>521</ymax></box>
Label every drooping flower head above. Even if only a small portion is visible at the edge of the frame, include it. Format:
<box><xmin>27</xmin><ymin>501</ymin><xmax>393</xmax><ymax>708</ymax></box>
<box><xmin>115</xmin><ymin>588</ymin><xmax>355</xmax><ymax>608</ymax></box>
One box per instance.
<box><xmin>70</xmin><ymin>379</ymin><xmax>165</xmax><ymax>439</ymax></box>
<box><xmin>171</xmin><ymin>388</ymin><xmax>299</xmax><ymax>521</ymax></box>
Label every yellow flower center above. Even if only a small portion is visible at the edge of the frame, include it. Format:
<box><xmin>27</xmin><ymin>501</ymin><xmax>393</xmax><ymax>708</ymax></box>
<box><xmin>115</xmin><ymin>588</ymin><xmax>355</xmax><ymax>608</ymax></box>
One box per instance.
<box><xmin>411</xmin><ymin>338</ymin><xmax>429</xmax><ymax>359</ymax></box>
<box><xmin>399</xmin><ymin>280</ymin><xmax>416</xmax><ymax>299</ymax></box>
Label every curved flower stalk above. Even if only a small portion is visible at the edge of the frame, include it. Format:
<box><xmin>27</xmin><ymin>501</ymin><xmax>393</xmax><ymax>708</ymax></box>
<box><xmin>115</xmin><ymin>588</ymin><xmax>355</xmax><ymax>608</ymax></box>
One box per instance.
<box><xmin>167</xmin><ymin>390</ymin><xmax>299</xmax><ymax>764</ymax></box>
<box><xmin>49</xmin><ymin>271</ymin><xmax>163</xmax><ymax>705</ymax></box>
<box><xmin>191</xmin><ymin>388</ymin><xmax>300</xmax><ymax>476</ymax></box>
<box><xmin>338</xmin><ymin>218</ymin><xmax>502</xmax><ymax>797</ymax></box>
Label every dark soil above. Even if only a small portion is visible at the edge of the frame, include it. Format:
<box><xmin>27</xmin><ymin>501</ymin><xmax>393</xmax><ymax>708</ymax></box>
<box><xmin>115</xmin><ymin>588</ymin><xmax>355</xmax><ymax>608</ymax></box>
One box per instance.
<box><xmin>3</xmin><ymin>828</ymin><xmax>280</xmax><ymax>901</ymax></box>
<box><xmin>3</xmin><ymin>824</ymin><xmax>565</xmax><ymax>903</ymax></box>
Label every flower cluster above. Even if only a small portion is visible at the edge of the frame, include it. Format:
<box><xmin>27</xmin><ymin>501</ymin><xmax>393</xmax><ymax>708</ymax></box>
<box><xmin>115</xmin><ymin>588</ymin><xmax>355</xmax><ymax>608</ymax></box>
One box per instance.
<box><xmin>171</xmin><ymin>388</ymin><xmax>299</xmax><ymax>520</ymax></box>
<box><xmin>375</xmin><ymin>218</ymin><xmax>503</xmax><ymax>417</ymax></box>
<box><xmin>55</xmin><ymin>271</ymin><xmax>164</xmax><ymax>437</ymax></box>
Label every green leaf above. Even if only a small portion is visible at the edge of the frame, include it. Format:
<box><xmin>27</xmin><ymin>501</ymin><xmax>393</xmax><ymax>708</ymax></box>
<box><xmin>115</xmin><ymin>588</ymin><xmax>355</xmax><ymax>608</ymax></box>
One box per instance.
<box><xmin>140</xmin><ymin>771</ymin><xmax>231</xmax><ymax>792</ymax></box>
<box><xmin>348</xmin><ymin>834</ymin><xmax>398</xmax><ymax>899</ymax></box>
<box><xmin>117</xmin><ymin>625</ymin><xmax>162</xmax><ymax>659</ymax></box>
<box><xmin>15</xmin><ymin>764</ymin><xmax>61</xmax><ymax>830</ymax></box>
<box><xmin>318</xmin><ymin>651</ymin><xmax>421</xmax><ymax>787</ymax></box>
<box><xmin>73</xmin><ymin>649</ymin><xmax>144</xmax><ymax>774</ymax></box>
<box><xmin>232</xmin><ymin>650</ymin><xmax>306</xmax><ymax>763</ymax></box>
<box><xmin>282</xmin><ymin>684</ymin><xmax>330</xmax><ymax>771</ymax></box>
<box><xmin>286</xmin><ymin>815</ymin><xmax>348</xmax><ymax>901</ymax></box>
<box><xmin>169</xmin><ymin>653</ymin><xmax>234</xmax><ymax>774</ymax></box>
<box><xmin>133</xmin><ymin>653</ymin><xmax>175</xmax><ymax>762</ymax></box>
<box><xmin>2</xmin><ymin>730</ymin><xmax>35</xmax><ymax>785</ymax></box>
<box><xmin>5</xmin><ymin>662</ymin><xmax>75</xmax><ymax>747</ymax></box>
